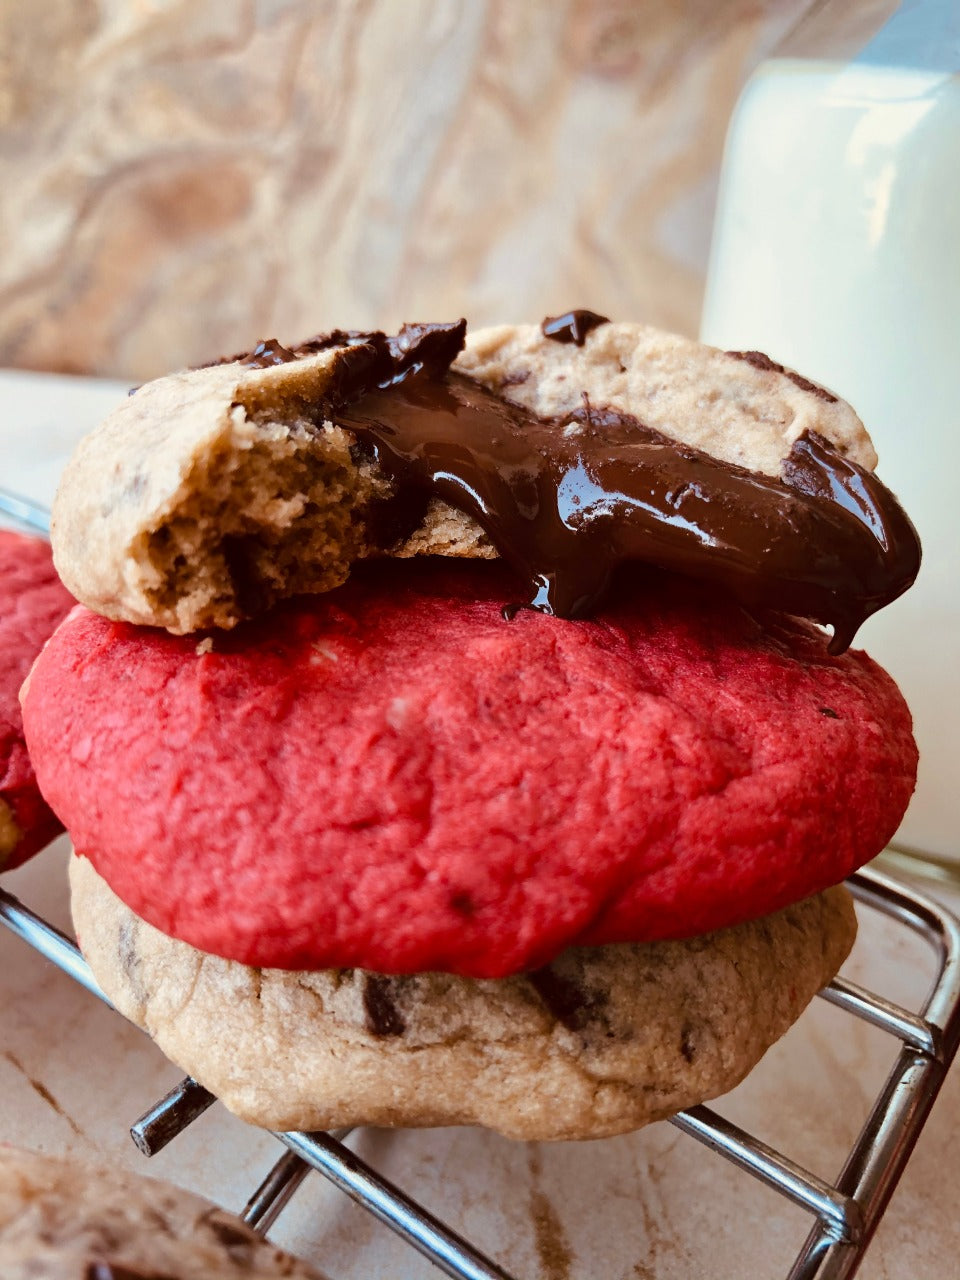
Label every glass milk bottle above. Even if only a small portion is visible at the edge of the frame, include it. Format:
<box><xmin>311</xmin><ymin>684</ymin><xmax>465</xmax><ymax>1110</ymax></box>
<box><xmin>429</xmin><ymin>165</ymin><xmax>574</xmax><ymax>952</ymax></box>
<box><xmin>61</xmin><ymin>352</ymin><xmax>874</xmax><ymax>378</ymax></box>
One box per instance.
<box><xmin>701</xmin><ymin>0</ymin><xmax>960</xmax><ymax>864</ymax></box>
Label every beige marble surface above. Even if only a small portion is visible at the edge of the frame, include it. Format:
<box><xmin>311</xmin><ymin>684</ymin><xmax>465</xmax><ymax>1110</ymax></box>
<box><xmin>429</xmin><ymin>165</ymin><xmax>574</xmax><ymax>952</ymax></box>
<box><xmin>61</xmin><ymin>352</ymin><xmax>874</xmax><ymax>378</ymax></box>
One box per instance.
<box><xmin>0</xmin><ymin>0</ymin><xmax>822</xmax><ymax>382</ymax></box>
<box><xmin>3</xmin><ymin>368</ymin><xmax>960</xmax><ymax>1277</ymax></box>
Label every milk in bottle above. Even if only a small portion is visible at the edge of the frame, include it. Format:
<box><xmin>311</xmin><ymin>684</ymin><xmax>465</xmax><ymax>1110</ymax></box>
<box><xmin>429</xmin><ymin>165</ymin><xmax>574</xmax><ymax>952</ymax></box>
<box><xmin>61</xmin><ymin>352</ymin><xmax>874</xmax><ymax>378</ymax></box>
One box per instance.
<box><xmin>701</xmin><ymin>3</ymin><xmax>960</xmax><ymax>860</ymax></box>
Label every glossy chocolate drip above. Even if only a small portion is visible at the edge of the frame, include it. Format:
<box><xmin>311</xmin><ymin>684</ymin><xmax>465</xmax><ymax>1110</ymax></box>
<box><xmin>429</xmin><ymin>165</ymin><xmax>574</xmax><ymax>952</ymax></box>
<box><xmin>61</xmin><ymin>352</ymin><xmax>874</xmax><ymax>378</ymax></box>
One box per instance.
<box><xmin>194</xmin><ymin>322</ymin><xmax>465</xmax><ymax>378</ymax></box>
<box><xmin>362</xmin><ymin>974</ymin><xmax>406</xmax><ymax>1037</ymax></box>
<box><xmin>333</xmin><ymin>333</ymin><xmax>920</xmax><ymax>652</ymax></box>
<box><xmin>294</xmin><ymin>320</ymin><xmax>466</xmax><ymax>370</ymax></box>
<box><xmin>541</xmin><ymin>309</ymin><xmax>610</xmax><ymax>346</ymax></box>
<box><xmin>199</xmin><ymin>318</ymin><xmax>918</xmax><ymax>648</ymax></box>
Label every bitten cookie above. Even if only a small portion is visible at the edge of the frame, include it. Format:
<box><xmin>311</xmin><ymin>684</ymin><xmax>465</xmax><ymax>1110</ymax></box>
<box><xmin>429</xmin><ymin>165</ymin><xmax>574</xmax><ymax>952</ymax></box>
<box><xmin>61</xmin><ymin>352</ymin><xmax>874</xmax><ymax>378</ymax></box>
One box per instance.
<box><xmin>71</xmin><ymin>856</ymin><xmax>857</xmax><ymax>1141</ymax></box>
<box><xmin>24</xmin><ymin>560</ymin><xmax>913</xmax><ymax>978</ymax></box>
<box><xmin>0</xmin><ymin>530</ymin><xmax>74</xmax><ymax>869</ymax></box>
<box><xmin>50</xmin><ymin>321</ymin><xmax>875</xmax><ymax>634</ymax></box>
<box><xmin>0</xmin><ymin>1145</ymin><xmax>327</xmax><ymax>1279</ymax></box>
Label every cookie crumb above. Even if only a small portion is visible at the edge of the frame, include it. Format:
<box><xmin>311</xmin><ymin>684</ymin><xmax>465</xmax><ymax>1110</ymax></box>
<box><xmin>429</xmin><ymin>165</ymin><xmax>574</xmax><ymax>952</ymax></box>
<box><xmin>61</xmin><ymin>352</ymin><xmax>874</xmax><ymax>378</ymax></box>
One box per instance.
<box><xmin>195</xmin><ymin>637</ymin><xmax>214</xmax><ymax>656</ymax></box>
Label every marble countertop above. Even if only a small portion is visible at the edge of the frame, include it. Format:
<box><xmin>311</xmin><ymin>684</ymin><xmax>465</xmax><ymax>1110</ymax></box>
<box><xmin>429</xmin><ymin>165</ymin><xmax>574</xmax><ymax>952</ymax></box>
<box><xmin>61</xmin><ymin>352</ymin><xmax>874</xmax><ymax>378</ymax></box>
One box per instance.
<box><xmin>2</xmin><ymin>368</ymin><xmax>959</xmax><ymax>1280</ymax></box>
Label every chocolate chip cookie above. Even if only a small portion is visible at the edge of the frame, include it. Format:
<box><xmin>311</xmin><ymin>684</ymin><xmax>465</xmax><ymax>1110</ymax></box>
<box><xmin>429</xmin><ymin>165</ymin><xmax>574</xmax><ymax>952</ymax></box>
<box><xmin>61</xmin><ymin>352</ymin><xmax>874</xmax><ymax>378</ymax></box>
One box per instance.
<box><xmin>70</xmin><ymin>855</ymin><xmax>856</xmax><ymax>1141</ymax></box>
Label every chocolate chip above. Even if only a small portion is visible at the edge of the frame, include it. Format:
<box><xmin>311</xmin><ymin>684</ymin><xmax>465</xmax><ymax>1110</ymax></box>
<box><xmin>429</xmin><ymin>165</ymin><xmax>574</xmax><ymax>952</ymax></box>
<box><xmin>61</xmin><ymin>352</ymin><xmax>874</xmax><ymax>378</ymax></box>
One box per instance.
<box><xmin>726</xmin><ymin>350</ymin><xmax>838</xmax><ymax>403</ymax></box>
<box><xmin>219</xmin><ymin>534</ymin><xmax>271</xmax><ymax>617</ymax></box>
<box><xmin>362</xmin><ymin>974</ymin><xmax>406</xmax><ymax>1037</ymax></box>
<box><xmin>541</xmin><ymin>310</ymin><xmax>610</xmax><ymax>346</ymax></box>
<box><xmin>244</xmin><ymin>338</ymin><xmax>298</xmax><ymax>369</ymax></box>
<box><xmin>527</xmin><ymin>965</ymin><xmax>609</xmax><ymax>1032</ymax></box>
<box><xmin>202</xmin><ymin>1209</ymin><xmax>258</xmax><ymax>1257</ymax></box>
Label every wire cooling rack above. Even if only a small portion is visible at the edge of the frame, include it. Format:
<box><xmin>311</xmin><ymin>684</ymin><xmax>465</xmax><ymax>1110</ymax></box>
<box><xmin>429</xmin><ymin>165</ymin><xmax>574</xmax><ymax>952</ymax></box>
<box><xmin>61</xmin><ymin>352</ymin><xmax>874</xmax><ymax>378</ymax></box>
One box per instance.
<box><xmin>4</xmin><ymin>489</ymin><xmax>960</xmax><ymax>1278</ymax></box>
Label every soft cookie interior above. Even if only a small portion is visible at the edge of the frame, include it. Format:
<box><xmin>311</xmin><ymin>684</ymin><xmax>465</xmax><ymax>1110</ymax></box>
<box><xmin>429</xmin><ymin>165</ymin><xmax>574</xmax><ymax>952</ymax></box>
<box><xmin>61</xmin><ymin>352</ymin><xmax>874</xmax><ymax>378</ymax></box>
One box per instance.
<box><xmin>136</xmin><ymin>410</ymin><xmax>385</xmax><ymax>630</ymax></box>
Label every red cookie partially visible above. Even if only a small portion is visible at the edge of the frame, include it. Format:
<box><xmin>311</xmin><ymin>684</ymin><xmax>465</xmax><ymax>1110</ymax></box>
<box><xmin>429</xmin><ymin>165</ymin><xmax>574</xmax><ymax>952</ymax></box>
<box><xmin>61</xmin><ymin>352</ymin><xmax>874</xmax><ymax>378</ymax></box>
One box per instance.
<box><xmin>23</xmin><ymin>560</ymin><xmax>916</xmax><ymax>978</ymax></box>
<box><xmin>0</xmin><ymin>530</ymin><xmax>74</xmax><ymax>869</ymax></box>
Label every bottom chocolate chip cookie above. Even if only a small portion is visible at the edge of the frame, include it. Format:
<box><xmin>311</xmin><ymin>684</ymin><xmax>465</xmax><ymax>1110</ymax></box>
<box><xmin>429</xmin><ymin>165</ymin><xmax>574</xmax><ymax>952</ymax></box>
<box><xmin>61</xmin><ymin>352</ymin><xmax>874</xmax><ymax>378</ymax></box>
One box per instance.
<box><xmin>0</xmin><ymin>1145</ymin><xmax>327</xmax><ymax>1279</ymax></box>
<box><xmin>71</xmin><ymin>856</ymin><xmax>856</xmax><ymax>1142</ymax></box>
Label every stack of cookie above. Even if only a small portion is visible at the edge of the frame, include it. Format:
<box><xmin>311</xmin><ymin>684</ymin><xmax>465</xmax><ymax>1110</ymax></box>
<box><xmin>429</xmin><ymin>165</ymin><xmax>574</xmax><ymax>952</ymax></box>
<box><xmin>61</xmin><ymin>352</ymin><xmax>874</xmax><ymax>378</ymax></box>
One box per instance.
<box><xmin>21</xmin><ymin>316</ymin><xmax>918</xmax><ymax>1140</ymax></box>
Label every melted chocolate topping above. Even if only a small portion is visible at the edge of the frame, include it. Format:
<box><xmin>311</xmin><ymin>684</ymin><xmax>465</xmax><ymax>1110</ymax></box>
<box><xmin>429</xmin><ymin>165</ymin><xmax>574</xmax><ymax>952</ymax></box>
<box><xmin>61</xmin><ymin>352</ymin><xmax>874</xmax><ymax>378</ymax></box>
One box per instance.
<box><xmin>541</xmin><ymin>309</ymin><xmax>610</xmax><ymax>346</ymax></box>
<box><xmin>220</xmin><ymin>319</ymin><xmax>919</xmax><ymax>650</ymax></box>
<box><xmin>326</xmin><ymin>323</ymin><xmax>919</xmax><ymax>652</ymax></box>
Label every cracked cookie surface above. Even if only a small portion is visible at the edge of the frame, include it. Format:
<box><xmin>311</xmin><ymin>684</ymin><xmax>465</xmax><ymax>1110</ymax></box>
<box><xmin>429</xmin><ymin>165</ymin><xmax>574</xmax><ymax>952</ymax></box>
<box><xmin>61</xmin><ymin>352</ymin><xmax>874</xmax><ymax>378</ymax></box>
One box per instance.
<box><xmin>70</xmin><ymin>855</ymin><xmax>856</xmax><ymax>1140</ymax></box>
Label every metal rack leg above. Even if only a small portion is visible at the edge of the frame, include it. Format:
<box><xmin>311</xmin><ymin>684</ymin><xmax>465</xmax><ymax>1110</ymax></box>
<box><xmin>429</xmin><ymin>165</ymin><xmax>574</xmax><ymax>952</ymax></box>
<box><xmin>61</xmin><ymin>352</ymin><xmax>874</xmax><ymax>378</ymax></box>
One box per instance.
<box><xmin>788</xmin><ymin>1050</ymin><xmax>948</xmax><ymax>1280</ymax></box>
<box><xmin>242</xmin><ymin>1151</ymin><xmax>313</xmax><ymax>1236</ymax></box>
<box><xmin>129</xmin><ymin>1078</ymin><xmax>217</xmax><ymax>1156</ymax></box>
<box><xmin>278</xmin><ymin>1130</ymin><xmax>517</xmax><ymax>1280</ymax></box>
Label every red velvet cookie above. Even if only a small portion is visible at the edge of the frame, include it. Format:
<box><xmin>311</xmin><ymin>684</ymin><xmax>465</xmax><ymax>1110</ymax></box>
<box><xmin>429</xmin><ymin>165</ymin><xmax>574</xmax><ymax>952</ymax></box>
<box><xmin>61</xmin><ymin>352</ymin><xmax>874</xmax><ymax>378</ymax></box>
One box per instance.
<box><xmin>23</xmin><ymin>561</ymin><xmax>915</xmax><ymax>977</ymax></box>
<box><xmin>0</xmin><ymin>530</ymin><xmax>74</xmax><ymax>869</ymax></box>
